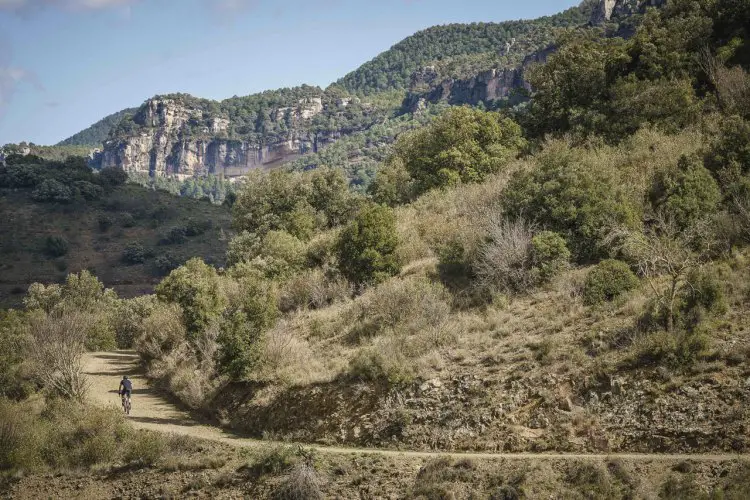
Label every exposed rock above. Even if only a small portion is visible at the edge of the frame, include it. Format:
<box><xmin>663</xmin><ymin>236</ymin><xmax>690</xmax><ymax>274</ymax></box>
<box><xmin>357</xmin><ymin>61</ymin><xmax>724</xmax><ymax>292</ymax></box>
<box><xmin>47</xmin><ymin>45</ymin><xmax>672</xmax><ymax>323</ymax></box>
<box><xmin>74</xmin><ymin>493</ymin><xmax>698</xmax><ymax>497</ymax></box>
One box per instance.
<box><xmin>404</xmin><ymin>45</ymin><xmax>555</xmax><ymax>111</ymax></box>
<box><xmin>590</xmin><ymin>0</ymin><xmax>667</xmax><ymax>25</ymax></box>
<box><xmin>101</xmin><ymin>96</ymin><xmax>338</xmax><ymax>178</ymax></box>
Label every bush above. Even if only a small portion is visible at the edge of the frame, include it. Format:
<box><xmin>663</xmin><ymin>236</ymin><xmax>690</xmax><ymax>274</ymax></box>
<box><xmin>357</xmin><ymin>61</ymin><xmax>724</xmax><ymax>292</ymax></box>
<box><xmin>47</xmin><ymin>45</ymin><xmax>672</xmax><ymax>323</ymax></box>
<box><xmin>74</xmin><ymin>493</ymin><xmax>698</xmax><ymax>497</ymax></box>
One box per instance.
<box><xmin>73</xmin><ymin>181</ymin><xmax>104</xmax><ymax>201</ymax></box>
<box><xmin>31</xmin><ymin>179</ymin><xmax>73</xmax><ymax>203</ymax></box>
<box><xmin>349</xmin><ymin>345</ymin><xmax>415</xmax><ymax>387</ymax></box>
<box><xmin>44</xmin><ymin>235</ymin><xmax>69</xmax><ymax>257</ymax></box>
<box><xmin>346</xmin><ymin>277</ymin><xmax>451</xmax><ymax>343</ymax></box>
<box><xmin>98</xmin><ymin>166</ymin><xmax>128</xmax><ymax>187</ymax></box>
<box><xmin>153</xmin><ymin>253</ymin><xmax>181</xmax><ymax>277</ymax></box>
<box><xmin>120</xmin><ymin>212</ymin><xmax>136</xmax><ymax>228</ymax></box>
<box><xmin>631</xmin><ymin>328</ymin><xmax>710</xmax><ymax>369</ymax></box>
<box><xmin>273</xmin><ymin>463</ymin><xmax>324</xmax><ymax>500</ymax></box>
<box><xmin>112</xmin><ymin>296</ymin><xmax>156</xmax><ymax>349</ymax></box>
<box><xmin>162</xmin><ymin>225</ymin><xmax>188</xmax><ymax>245</ymax></box>
<box><xmin>97</xmin><ymin>213</ymin><xmax>113</xmax><ymax>232</ymax></box>
<box><xmin>503</xmin><ymin>142</ymin><xmax>641</xmax><ymax>261</ymax></box>
<box><xmin>336</xmin><ymin>203</ymin><xmax>400</xmax><ymax>285</ymax></box>
<box><xmin>122</xmin><ymin>242</ymin><xmax>149</xmax><ymax>265</ymax></box>
<box><xmin>649</xmin><ymin>155</ymin><xmax>721</xmax><ymax>230</ymax></box>
<box><xmin>185</xmin><ymin>218</ymin><xmax>211</xmax><ymax>236</ymax></box>
<box><xmin>124</xmin><ymin>431</ymin><xmax>166</xmax><ymax>467</ymax></box>
<box><xmin>530</xmin><ymin>231</ymin><xmax>571</xmax><ymax>283</ymax></box>
<box><xmin>473</xmin><ymin>218</ymin><xmax>534</xmax><ymax>294</ymax></box>
<box><xmin>583</xmin><ymin>259</ymin><xmax>639</xmax><ymax>305</ymax></box>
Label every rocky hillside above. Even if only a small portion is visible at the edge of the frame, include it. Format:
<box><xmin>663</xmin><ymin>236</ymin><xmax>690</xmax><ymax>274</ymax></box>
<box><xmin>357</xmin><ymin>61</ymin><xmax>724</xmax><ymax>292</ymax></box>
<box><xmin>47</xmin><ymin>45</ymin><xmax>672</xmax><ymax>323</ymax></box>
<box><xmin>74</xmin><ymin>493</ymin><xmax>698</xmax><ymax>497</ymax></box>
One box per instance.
<box><xmin>98</xmin><ymin>87</ymin><xmax>384</xmax><ymax>179</ymax></box>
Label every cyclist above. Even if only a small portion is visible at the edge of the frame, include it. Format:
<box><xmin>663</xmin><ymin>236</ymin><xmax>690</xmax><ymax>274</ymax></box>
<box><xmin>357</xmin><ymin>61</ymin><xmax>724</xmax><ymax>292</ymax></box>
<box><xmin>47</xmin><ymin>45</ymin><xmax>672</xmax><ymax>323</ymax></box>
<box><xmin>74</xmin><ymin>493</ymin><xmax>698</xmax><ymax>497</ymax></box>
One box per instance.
<box><xmin>119</xmin><ymin>376</ymin><xmax>133</xmax><ymax>413</ymax></box>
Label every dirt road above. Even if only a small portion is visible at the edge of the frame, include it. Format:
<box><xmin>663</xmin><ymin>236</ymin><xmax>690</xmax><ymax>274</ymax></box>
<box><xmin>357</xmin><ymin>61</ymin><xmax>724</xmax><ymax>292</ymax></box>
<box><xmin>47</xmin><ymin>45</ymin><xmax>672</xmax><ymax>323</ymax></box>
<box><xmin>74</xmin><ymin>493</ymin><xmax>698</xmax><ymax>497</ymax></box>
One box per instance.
<box><xmin>84</xmin><ymin>351</ymin><xmax>748</xmax><ymax>462</ymax></box>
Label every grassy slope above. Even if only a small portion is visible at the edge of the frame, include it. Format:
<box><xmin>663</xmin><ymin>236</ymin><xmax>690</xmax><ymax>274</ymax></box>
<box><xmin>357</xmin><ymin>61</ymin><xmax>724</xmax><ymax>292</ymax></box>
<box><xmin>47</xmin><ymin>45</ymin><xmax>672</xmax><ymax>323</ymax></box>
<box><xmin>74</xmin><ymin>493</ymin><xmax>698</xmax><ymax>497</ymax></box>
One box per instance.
<box><xmin>0</xmin><ymin>184</ymin><xmax>231</xmax><ymax>307</ymax></box>
<box><xmin>207</xmin><ymin>128</ymin><xmax>750</xmax><ymax>454</ymax></box>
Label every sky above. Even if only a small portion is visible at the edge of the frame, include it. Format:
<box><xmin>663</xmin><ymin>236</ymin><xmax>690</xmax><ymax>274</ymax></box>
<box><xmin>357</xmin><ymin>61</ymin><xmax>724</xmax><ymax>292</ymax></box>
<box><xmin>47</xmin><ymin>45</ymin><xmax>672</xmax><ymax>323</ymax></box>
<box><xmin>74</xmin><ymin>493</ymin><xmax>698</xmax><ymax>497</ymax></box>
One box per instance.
<box><xmin>0</xmin><ymin>0</ymin><xmax>579</xmax><ymax>145</ymax></box>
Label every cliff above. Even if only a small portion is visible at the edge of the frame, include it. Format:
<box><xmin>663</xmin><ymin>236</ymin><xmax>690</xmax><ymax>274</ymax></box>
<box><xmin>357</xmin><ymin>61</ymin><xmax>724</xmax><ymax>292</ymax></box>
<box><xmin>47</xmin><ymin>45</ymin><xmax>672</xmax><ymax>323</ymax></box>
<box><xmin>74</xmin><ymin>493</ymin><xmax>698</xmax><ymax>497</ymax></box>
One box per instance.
<box><xmin>403</xmin><ymin>46</ymin><xmax>555</xmax><ymax>111</ymax></box>
<box><xmin>101</xmin><ymin>90</ymin><xmax>366</xmax><ymax>179</ymax></box>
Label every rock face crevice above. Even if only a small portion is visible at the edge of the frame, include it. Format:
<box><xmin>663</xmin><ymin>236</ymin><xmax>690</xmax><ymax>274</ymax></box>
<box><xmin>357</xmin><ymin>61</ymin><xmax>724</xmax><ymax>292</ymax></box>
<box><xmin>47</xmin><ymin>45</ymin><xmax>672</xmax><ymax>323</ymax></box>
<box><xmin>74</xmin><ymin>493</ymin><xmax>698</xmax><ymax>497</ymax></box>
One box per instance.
<box><xmin>101</xmin><ymin>96</ymin><xmax>340</xmax><ymax>179</ymax></box>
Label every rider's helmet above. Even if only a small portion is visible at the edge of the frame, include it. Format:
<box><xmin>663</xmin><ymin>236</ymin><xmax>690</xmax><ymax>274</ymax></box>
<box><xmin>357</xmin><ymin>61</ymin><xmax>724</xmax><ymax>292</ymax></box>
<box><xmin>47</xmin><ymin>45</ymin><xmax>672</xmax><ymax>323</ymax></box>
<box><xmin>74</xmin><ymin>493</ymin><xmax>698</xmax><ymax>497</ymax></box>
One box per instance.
<box><xmin>123</xmin><ymin>375</ymin><xmax>129</xmax><ymax>380</ymax></box>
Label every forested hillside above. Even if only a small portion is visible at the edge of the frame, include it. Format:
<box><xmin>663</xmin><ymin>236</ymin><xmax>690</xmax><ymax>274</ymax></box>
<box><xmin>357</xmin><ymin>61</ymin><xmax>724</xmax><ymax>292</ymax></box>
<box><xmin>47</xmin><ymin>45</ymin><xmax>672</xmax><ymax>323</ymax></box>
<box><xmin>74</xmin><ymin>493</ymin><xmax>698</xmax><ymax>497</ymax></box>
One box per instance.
<box><xmin>57</xmin><ymin>107</ymin><xmax>137</xmax><ymax>147</ymax></box>
<box><xmin>335</xmin><ymin>3</ymin><xmax>594</xmax><ymax>94</ymax></box>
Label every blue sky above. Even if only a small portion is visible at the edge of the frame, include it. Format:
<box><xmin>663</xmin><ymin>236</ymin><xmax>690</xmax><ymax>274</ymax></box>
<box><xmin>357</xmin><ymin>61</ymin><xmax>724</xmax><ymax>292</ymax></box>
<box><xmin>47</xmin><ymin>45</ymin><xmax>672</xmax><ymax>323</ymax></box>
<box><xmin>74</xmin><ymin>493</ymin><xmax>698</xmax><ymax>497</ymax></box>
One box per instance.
<box><xmin>0</xmin><ymin>0</ymin><xmax>578</xmax><ymax>145</ymax></box>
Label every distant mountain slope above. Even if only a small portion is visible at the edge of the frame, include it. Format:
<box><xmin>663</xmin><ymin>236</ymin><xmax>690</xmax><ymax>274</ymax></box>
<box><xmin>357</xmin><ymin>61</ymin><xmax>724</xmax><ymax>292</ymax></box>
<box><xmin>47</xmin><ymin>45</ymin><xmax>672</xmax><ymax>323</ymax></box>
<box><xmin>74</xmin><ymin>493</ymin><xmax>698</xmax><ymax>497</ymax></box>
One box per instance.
<box><xmin>57</xmin><ymin>108</ymin><xmax>138</xmax><ymax>147</ymax></box>
<box><xmin>335</xmin><ymin>4</ymin><xmax>594</xmax><ymax>95</ymax></box>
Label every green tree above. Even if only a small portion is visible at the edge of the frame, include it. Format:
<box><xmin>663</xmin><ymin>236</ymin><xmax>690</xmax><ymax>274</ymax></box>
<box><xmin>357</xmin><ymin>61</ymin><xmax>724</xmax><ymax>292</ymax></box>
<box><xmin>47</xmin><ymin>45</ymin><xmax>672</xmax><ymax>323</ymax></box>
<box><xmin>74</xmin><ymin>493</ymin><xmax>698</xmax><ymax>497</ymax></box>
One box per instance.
<box><xmin>155</xmin><ymin>258</ymin><xmax>226</xmax><ymax>338</ymax></box>
<box><xmin>394</xmin><ymin>107</ymin><xmax>525</xmax><ymax>194</ymax></box>
<box><xmin>336</xmin><ymin>204</ymin><xmax>400</xmax><ymax>285</ymax></box>
<box><xmin>217</xmin><ymin>278</ymin><xmax>278</xmax><ymax>379</ymax></box>
<box><xmin>503</xmin><ymin>142</ymin><xmax>641</xmax><ymax>261</ymax></box>
<box><xmin>649</xmin><ymin>155</ymin><xmax>721</xmax><ymax>230</ymax></box>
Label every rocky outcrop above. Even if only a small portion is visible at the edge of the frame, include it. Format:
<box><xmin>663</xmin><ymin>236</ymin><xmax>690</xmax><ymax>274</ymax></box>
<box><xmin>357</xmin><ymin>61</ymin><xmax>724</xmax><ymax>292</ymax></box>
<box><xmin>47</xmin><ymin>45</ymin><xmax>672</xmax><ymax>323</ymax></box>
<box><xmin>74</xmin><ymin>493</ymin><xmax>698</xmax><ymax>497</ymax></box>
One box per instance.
<box><xmin>101</xmin><ymin>97</ymin><xmax>336</xmax><ymax>178</ymax></box>
<box><xmin>590</xmin><ymin>0</ymin><xmax>666</xmax><ymax>25</ymax></box>
<box><xmin>404</xmin><ymin>46</ymin><xmax>555</xmax><ymax>111</ymax></box>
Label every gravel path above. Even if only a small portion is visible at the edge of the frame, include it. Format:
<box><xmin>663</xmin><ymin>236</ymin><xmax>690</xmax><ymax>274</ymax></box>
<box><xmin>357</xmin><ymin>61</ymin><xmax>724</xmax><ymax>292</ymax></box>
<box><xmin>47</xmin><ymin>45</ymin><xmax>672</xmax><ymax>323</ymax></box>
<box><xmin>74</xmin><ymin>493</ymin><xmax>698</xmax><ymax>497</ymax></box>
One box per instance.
<box><xmin>84</xmin><ymin>351</ymin><xmax>749</xmax><ymax>462</ymax></box>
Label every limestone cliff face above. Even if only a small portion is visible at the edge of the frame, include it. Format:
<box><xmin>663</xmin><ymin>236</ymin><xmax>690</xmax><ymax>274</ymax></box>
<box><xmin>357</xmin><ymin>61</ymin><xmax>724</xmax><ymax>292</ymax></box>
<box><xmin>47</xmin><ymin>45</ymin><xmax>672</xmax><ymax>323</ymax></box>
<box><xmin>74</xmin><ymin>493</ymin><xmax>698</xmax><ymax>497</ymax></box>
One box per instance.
<box><xmin>101</xmin><ymin>97</ymin><xmax>337</xmax><ymax>178</ymax></box>
<box><xmin>405</xmin><ymin>46</ymin><xmax>554</xmax><ymax>111</ymax></box>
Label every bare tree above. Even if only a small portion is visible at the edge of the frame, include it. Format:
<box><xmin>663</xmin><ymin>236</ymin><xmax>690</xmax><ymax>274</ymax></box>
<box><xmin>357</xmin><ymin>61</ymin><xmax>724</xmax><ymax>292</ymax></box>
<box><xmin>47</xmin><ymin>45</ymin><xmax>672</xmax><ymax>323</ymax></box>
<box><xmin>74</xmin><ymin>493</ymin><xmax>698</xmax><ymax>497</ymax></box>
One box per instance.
<box><xmin>607</xmin><ymin>214</ymin><xmax>712</xmax><ymax>332</ymax></box>
<box><xmin>26</xmin><ymin>311</ymin><xmax>90</xmax><ymax>400</ymax></box>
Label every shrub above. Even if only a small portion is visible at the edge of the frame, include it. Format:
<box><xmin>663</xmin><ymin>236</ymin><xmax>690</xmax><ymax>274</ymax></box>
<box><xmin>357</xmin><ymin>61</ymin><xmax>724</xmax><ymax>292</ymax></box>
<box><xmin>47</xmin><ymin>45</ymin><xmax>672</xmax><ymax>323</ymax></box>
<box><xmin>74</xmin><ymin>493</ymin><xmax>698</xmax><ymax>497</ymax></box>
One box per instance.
<box><xmin>44</xmin><ymin>235</ymin><xmax>69</xmax><ymax>257</ymax></box>
<box><xmin>349</xmin><ymin>345</ymin><xmax>415</xmax><ymax>387</ymax></box>
<box><xmin>112</xmin><ymin>296</ymin><xmax>156</xmax><ymax>349</ymax></box>
<box><xmin>530</xmin><ymin>231</ymin><xmax>571</xmax><ymax>283</ymax></box>
<box><xmin>153</xmin><ymin>253</ymin><xmax>181</xmax><ymax>277</ymax></box>
<box><xmin>503</xmin><ymin>142</ymin><xmax>641</xmax><ymax>261</ymax></box>
<box><xmin>336</xmin><ymin>203</ymin><xmax>400</xmax><ymax>285</ymax></box>
<box><xmin>583</xmin><ymin>259</ymin><xmax>639</xmax><ymax>305</ymax></box>
<box><xmin>73</xmin><ymin>181</ymin><xmax>104</xmax><ymax>201</ymax></box>
<box><xmin>631</xmin><ymin>328</ymin><xmax>710</xmax><ymax>369</ymax></box>
<box><xmin>231</xmin><ymin>230</ymin><xmax>306</xmax><ymax>279</ymax></box>
<box><xmin>247</xmin><ymin>445</ymin><xmax>297</xmax><ymax>476</ymax></box>
<box><xmin>124</xmin><ymin>431</ymin><xmax>166</xmax><ymax>467</ymax></box>
<box><xmin>185</xmin><ymin>218</ymin><xmax>211</xmax><ymax>236</ymax></box>
<box><xmin>120</xmin><ymin>212</ymin><xmax>136</xmax><ymax>228</ymax></box>
<box><xmin>31</xmin><ymin>179</ymin><xmax>73</xmax><ymax>203</ymax></box>
<box><xmin>273</xmin><ymin>463</ymin><xmax>324</xmax><ymax>500</ymax></box>
<box><xmin>98</xmin><ymin>166</ymin><xmax>128</xmax><ymax>187</ymax></box>
<box><xmin>135</xmin><ymin>302</ymin><xmax>186</xmax><ymax>362</ymax></box>
<box><xmin>368</xmin><ymin>157</ymin><xmax>415</xmax><ymax>206</ymax></box>
<box><xmin>97</xmin><ymin>213</ymin><xmax>113</xmax><ymax>232</ymax></box>
<box><xmin>346</xmin><ymin>277</ymin><xmax>451</xmax><ymax>342</ymax></box>
<box><xmin>162</xmin><ymin>225</ymin><xmax>188</xmax><ymax>245</ymax></box>
<box><xmin>122</xmin><ymin>242</ymin><xmax>148</xmax><ymax>265</ymax></box>
<box><xmin>411</xmin><ymin>457</ymin><xmax>475</xmax><ymax>499</ymax></box>
<box><xmin>649</xmin><ymin>155</ymin><xmax>721</xmax><ymax>230</ymax></box>
<box><xmin>473</xmin><ymin>218</ymin><xmax>534</xmax><ymax>294</ymax></box>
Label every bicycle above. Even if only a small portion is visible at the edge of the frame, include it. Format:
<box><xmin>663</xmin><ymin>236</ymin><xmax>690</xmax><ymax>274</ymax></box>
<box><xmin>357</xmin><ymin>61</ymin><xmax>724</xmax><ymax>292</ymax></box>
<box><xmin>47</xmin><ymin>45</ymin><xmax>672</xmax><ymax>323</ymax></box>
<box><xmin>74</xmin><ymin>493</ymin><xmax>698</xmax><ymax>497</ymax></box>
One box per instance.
<box><xmin>121</xmin><ymin>393</ymin><xmax>131</xmax><ymax>415</ymax></box>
